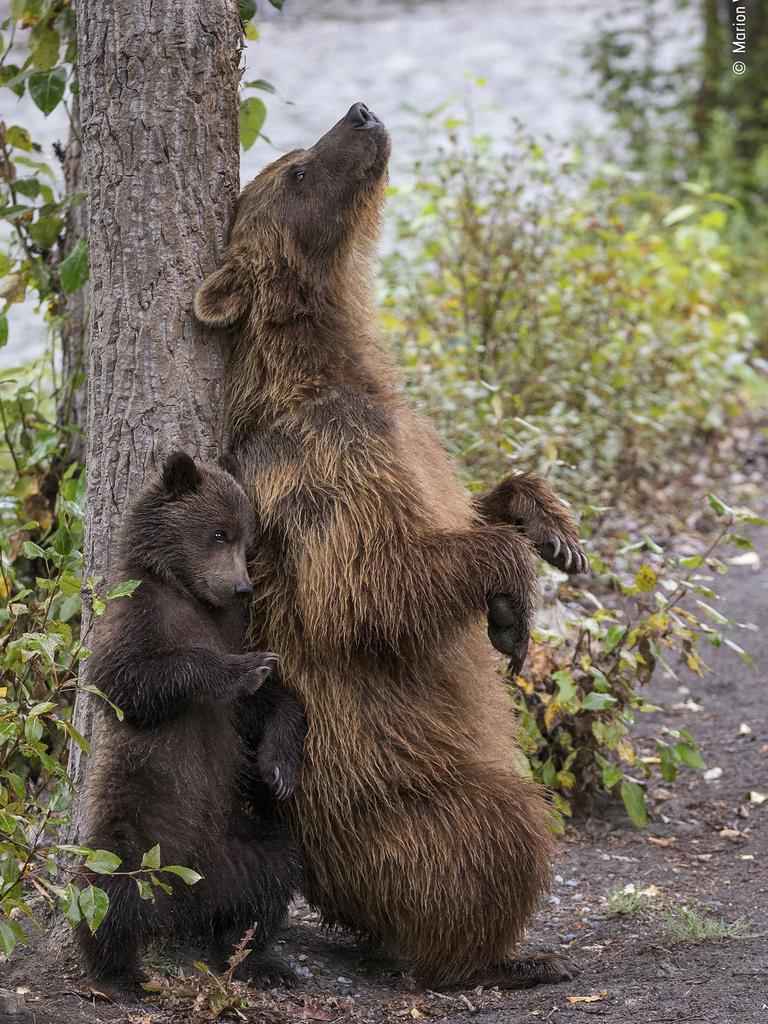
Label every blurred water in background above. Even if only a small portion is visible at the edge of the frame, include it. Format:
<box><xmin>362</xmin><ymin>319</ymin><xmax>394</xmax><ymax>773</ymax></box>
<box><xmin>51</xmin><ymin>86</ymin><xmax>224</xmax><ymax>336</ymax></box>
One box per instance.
<box><xmin>1</xmin><ymin>0</ymin><xmax>616</xmax><ymax>366</ymax></box>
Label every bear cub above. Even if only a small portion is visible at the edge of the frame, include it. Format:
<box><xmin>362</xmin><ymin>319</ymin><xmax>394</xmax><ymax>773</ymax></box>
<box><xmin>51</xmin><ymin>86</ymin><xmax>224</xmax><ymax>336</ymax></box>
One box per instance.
<box><xmin>76</xmin><ymin>452</ymin><xmax>305</xmax><ymax>999</ymax></box>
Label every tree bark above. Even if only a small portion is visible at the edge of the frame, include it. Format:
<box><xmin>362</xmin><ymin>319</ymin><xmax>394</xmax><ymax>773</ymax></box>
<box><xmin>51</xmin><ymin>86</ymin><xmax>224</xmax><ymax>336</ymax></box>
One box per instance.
<box><xmin>55</xmin><ymin>94</ymin><xmax>88</xmax><ymax>464</ymax></box>
<box><xmin>67</xmin><ymin>0</ymin><xmax>243</xmax><ymax>820</ymax></box>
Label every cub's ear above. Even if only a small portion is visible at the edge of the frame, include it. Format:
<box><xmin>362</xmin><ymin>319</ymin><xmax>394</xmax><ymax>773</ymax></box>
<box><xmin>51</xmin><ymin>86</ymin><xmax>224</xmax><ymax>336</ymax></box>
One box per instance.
<box><xmin>218</xmin><ymin>451</ymin><xmax>243</xmax><ymax>482</ymax></box>
<box><xmin>162</xmin><ymin>451</ymin><xmax>202</xmax><ymax>498</ymax></box>
<box><xmin>194</xmin><ymin>263</ymin><xmax>249</xmax><ymax>326</ymax></box>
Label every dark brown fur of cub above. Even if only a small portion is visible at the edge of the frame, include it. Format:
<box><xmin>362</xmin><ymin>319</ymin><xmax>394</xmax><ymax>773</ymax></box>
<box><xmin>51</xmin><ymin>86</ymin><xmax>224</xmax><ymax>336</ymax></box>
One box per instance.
<box><xmin>75</xmin><ymin>453</ymin><xmax>304</xmax><ymax>999</ymax></box>
<box><xmin>195</xmin><ymin>104</ymin><xmax>584</xmax><ymax>990</ymax></box>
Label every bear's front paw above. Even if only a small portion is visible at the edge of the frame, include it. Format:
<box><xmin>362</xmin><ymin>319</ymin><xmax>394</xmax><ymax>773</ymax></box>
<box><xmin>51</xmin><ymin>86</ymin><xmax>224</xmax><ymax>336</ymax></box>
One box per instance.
<box><xmin>537</xmin><ymin>532</ymin><xmax>589</xmax><ymax>575</ymax></box>
<box><xmin>487</xmin><ymin>593</ymin><xmax>530</xmax><ymax>674</ymax></box>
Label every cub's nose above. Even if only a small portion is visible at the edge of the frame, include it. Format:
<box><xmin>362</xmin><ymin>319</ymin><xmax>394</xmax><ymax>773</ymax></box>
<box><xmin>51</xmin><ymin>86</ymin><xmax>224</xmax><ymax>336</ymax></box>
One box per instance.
<box><xmin>347</xmin><ymin>102</ymin><xmax>381</xmax><ymax>130</ymax></box>
<box><xmin>235</xmin><ymin>579</ymin><xmax>254</xmax><ymax>596</ymax></box>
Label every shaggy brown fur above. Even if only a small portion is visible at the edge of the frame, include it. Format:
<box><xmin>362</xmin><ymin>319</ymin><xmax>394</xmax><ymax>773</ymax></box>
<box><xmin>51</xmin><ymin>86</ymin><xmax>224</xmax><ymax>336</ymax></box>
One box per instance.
<box><xmin>195</xmin><ymin>103</ymin><xmax>585</xmax><ymax>989</ymax></box>
<box><xmin>76</xmin><ymin>453</ymin><xmax>304</xmax><ymax>999</ymax></box>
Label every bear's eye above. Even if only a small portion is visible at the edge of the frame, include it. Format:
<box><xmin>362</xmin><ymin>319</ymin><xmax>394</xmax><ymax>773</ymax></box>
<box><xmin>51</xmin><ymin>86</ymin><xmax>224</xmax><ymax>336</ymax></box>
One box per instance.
<box><xmin>294</xmin><ymin>168</ymin><xmax>305</xmax><ymax>183</ymax></box>
<box><xmin>212</xmin><ymin>530</ymin><xmax>227</xmax><ymax>544</ymax></box>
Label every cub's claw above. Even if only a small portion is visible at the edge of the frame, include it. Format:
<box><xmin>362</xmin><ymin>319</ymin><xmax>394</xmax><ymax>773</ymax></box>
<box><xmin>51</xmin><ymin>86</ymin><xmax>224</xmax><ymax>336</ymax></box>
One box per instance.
<box><xmin>259</xmin><ymin>751</ymin><xmax>299</xmax><ymax>800</ymax></box>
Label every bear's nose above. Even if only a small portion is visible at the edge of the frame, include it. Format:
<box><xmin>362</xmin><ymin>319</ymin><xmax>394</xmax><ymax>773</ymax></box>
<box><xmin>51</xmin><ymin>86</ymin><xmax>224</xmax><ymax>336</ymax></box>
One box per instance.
<box><xmin>235</xmin><ymin>579</ymin><xmax>253</xmax><ymax>595</ymax></box>
<box><xmin>347</xmin><ymin>102</ymin><xmax>380</xmax><ymax>130</ymax></box>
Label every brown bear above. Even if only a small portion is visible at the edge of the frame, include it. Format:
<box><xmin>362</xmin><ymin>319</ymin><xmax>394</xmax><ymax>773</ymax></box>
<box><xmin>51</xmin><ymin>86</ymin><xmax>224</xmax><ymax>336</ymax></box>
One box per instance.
<box><xmin>76</xmin><ymin>452</ymin><xmax>305</xmax><ymax>999</ymax></box>
<box><xmin>195</xmin><ymin>104</ymin><xmax>587</xmax><ymax>990</ymax></box>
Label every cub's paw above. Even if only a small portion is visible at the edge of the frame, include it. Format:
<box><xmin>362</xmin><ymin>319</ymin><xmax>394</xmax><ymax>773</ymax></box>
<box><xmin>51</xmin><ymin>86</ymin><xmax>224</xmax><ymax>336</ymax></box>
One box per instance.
<box><xmin>89</xmin><ymin>971</ymin><xmax>149</xmax><ymax>1004</ymax></box>
<box><xmin>487</xmin><ymin>593</ymin><xmax>530</xmax><ymax>675</ymax></box>
<box><xmin>536</xmin><ymin>532</ymin><xmax>589</xmax><ymax>575</ymax></box>
<box><xmin>242</xmin><ymin>652</ymin><xmax>280</xmax><ymax>696</ymax></box>
<box><xmin>258</xmin><ymin>744</ymin><xmax>300</xmax><ymax>800</ymax></box>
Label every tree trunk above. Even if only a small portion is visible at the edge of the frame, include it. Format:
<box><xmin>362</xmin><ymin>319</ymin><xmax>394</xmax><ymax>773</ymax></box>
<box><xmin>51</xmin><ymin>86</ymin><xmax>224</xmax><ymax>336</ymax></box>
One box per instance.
<box><xmin>67</xmin><ymin>0</ymin><xmax>243</xmax><ymax>822</ymax></box>
<box><xmin>56</xmin><ymin>94</ymin><xmax>88</xmax><ymax>464</ymax></box>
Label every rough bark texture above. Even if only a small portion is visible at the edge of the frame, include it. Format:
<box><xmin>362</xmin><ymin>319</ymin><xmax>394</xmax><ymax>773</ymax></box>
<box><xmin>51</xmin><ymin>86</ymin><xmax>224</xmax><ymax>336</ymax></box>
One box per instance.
<box><xmin>55</xmin><ymin>93</ymin><xmax>88</xmax><ymax>463</ymax></box>
<box><xmin>67</xmin><ymin>0</ymin><xmax>242</xmax><ymax>818</ymax></box>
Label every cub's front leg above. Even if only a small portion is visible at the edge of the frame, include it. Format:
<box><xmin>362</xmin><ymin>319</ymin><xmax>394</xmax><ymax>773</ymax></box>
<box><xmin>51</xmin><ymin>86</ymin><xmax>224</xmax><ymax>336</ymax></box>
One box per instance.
<box><xmin>475</xmin><ymin>473</ymin><xmax>589</xmax><ymax>575</ymax></box>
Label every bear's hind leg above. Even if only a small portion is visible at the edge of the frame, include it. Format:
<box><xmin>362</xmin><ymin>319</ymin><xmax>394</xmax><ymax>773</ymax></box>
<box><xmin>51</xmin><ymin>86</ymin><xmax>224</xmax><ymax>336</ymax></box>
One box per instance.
<box><xmin>452</xmin><ymin>954</ymin><xmax>576</xmax><ymax>991</ymax></box>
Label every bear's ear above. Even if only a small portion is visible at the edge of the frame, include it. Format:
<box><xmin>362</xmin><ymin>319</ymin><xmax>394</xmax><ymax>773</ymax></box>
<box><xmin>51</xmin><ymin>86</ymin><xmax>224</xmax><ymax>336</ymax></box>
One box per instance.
<box><xmin>162</xmin><ymin>451</ymin><xmax>202</xmax><ymax>499</ymax></box>
<box><xmin>194</xmin><ymin>264</ymin><xmax>249</xmax><ymax>326</ymax></box>
<box><xmin>218</xmin><ymin>451</ymin><xmax>243</xmax><ymax>482</ymax></box>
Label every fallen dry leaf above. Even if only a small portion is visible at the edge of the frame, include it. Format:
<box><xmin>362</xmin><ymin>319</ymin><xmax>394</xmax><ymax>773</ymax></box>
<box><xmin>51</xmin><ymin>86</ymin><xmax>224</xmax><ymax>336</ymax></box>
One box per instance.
<box><xmin>86</xmin><ymin>988</ymin><xmax>115</xmax><ymax>1003</ymax></box>
<box><xmin>286</xmin><ymin>1009</ymin><xmax>334</xmax><ymax>1022</ymax></box>
<box><xmin>642</xmin><ymin>884</ymin><xmax>662</xmax><ymax>897</ymax></box>
<box><xmin>719</xmin><ymin>827</ymin><xmax>746</xmax><ymax>840</ymax></box>
<box><xmin>566</xmin><ymin>990</ymin><xmax>609</xmax><ymax>1004</ymax></box>
<box><xmin>647</xmin><ymin>836</ymin><xmax>677</xmax><ymax>847</ymax></box>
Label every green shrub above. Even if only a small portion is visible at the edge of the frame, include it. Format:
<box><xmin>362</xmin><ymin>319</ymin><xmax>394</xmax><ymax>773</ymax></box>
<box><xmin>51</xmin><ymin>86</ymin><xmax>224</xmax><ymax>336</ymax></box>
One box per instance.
<box><xmin>382</xmin><ymin>123</ymin><xmax>760</xmax><ymax>506</ymax></box>
<box><xmin>511</xmin><ymin>494</ymin><xmax>766</xmax><ymax>827</ymax></box>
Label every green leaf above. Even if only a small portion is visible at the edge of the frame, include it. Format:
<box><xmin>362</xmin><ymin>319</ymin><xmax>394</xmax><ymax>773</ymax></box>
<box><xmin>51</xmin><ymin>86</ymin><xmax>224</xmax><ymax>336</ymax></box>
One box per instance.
<box><xmin>658</xmin><ymin>743</ymin><xmax>679</xmax><ymax>782</ymax></box>
<box><xmin>27</xmin><ymin>213</ymin><xmax>63</xmax><ymax>250</ymax></box>
<box><xmin>674</xmin><ymin>742</ymin><xmax>706</xmax><ymax>771</ymax></box>
<box><xmin>31</xmin><ymin>26</ymin><xmax>60</xmax><ymax>70</ymax></box>
<box><xmin>106</xmin><ymin>578</ymin><xmax>141</xmax><ymax>600</ymax></box>
<box><xmin>601</xmin><ymin>762</ymin><xmax>623</xmax><ymax>789</ymax></box>
<box><xmin>62</xmin><ymin>719</ymin><xmax>90</xmax><ymax>754</ymax></box>
<box><xmin>82</xmin><ymin>684</ymin><xmax>124</xmax><ymax>722</ymax></box>
<box><xmin>581</xmin><ymin>691</ymin><xmax>618</xmax><ymax>711</ymax></box>
<box><xmin>0</xmin><ymin>314</ymin><xmax>7</xmax><ymax>349</ymax></box>
<box><xmin>21</xmin><ymin>540</ymin><xmax>47</xmax><ymax>560</ymax></box>
<box><xmin>5</xmin><ymin>125</ymin><xmax>34</xmax><ymax>151</ymax></box>
<box><xmin>239</xmin><ymin>96</ymin><xmax>267</xmax><ymax>151</ymax></box>
<box><xmin>59</xmin><ymin>236</ymin><xmax>89</xmax><ymax>294</ymax></box>
<box><xmin>245</xmin><ymin>79</ymin><xmax>277</xmax><ymax>94</ymax></box>
<box><xmin>163</xmin><ymin>865</ymin><xmax>203</xmax><ymax>885</ymax></box>
<box><xmin>551</xmin><ymin>669</ymin><xmax>578</xmax><ymax>706</ymax></box>
<box><xmin>14</xmin><ymin>177</ymin><xmax>40</xmax><ymax>199</ymax></box>
<box><xmin>707</xmin><ymin>493</ymin><xmax>733</xmax><ymax>519</ymax></box>
<box><xmin>620</xmin><ymin>780</ymin><xmax>648</xmax><ymax>828</ymax></box>
<box><xmin>0</xmin><ymin>919</ymin><xmax>25</xmax><ymax>955</ymax></box>
<box><xmin>79</xmin><ymin>884</ymin><xmax>110</xmax><ymax>933</ymax></box>
<box><xmin>141</xmin><ymin>844</ymin><xmax>161</xmax><ymax>870</ymax></box>
<box><xmin>239</xmin><ymin>0</ymin><xmax>256</xmax><ymax>18</ymax></box>
<box><xmin>59</xmin><ymin>882</ymin><xmax>82</xmax><ymax>927</ymax></box>
<box><xmin>28</xmin><ymin>67</ymin><xmax>67</xmax><ymax>115</ymax></box>
<box><xmin>663</xmin><ymin>203</ymin><xmax>696</xmax><ymax>226</ymax></box>
<box><xmin>84</xmin><ymin>849</ymin><xmax>122</xmax><ymax>874</ymax></box>
<box><xmin>135</xmin><ymin>878</ymin><xmax>155</xmax><ymax>901</ymax></box>
<box><xmin>587</xmin><ymin>667</ymin><xmax>611</xmax><ymax>692</ymax></box>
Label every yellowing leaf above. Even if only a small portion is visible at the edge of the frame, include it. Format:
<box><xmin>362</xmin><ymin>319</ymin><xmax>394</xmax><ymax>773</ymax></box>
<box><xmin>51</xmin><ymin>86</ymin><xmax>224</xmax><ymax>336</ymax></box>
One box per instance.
<box><xmin>567</xmin><ymin>991</ymin><xmax>609</xmax><ymax>1004</ymax></box>
<box><xmin>635</xmin><ymin>564</ymin><xmax>657</xmax><ymax>592</ymax></box>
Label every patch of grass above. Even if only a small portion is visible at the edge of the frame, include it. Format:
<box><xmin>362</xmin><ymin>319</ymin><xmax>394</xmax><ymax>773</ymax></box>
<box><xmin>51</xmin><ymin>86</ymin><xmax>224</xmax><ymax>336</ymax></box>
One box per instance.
<box><xmin>144</xmin><ymin>943</ymin><xmax>181</xmax><ymax>978</ymax></box>
<box><xmin>606</xmin><ymin>884</ymin><xmax>654</xmax><ymax>916</ymax></box>
<box><xmin>666</xmin><ymin>904</ymin><xmax>752</xmax><ymax>942</ymax></box>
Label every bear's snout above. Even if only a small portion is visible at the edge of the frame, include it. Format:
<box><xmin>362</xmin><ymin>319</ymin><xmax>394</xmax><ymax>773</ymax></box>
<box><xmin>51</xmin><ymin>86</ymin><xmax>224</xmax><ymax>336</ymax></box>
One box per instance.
<box><xmin>346</xmin><ymin>102</ymin><xmax>382</xmax><ymax>131</ymax></box>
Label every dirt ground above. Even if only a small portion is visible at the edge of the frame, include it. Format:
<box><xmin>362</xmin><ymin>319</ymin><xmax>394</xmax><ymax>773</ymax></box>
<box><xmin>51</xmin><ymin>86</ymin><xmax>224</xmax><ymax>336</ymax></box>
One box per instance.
<box><xmin>2</xmin><ymin>481</ymin><xmax>767</xmax><ymax>1024</ymax></box>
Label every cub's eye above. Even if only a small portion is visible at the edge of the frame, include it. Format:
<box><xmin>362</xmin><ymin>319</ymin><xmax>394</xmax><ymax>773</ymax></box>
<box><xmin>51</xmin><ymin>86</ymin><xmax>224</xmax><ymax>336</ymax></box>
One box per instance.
<box><xmin>294</xmin><ymin>169</ymin><xmax>305</xmax><ymax>182</ymax></box>
<box><xmin>212</xmin><ymin>530</ymin><xmax>227</xmax><ymax>544</ymax></box>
